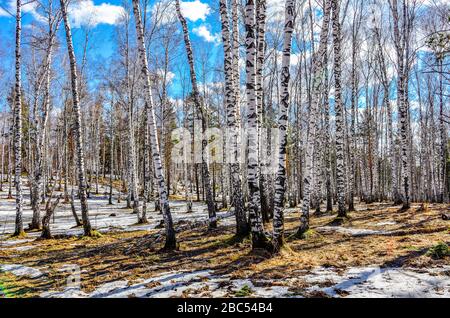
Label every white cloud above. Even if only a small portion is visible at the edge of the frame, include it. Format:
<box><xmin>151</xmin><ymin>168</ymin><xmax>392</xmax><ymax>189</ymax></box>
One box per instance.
<box><xmin>0</xmin><ymin>6</ymin><xmax>9</xmax><ymax>17</ymax></box>
<box><xmin>157</xmin><ymin>69</ymin><xmax>175</xmax><ymax>84</ymax></box>
<box><xmin>180</xmin><ymin>0</ymin><xmax>210</xmax><ymax>22</ymax></box>
<box><xmin>1</xmin><ymin>0</ymin><xmax>44</xmax><ymax>21</ymax></box>
<box><xmin>0</xmin><ymin>0</ymin><xmax>125</xmax><ymax>27</ymax></box>
<box><xmin>192</xmin><ymin>24</ymin><xmax>220</xmax><ymax>43</ymax></box>
<box><xmin>68</xmin><ymin>0</ymin><xmax>125</xmax><ymax>28</ymax></box>
<box><xmin>149</xmin><ymin>0</ymin><xmax>211</xmax><ymax>26</ymax></box>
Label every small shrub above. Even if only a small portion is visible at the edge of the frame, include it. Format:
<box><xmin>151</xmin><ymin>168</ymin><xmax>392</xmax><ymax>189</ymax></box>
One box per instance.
<box><xmin>90</xmin><ymin>230</ymin><xmax>103</xmax><ymax>238</ymax></box>
<box><xmin>81</xmin><ymin>230</ymin><xmax>103</xmax><ymax>240</ymax></box>
<box><xmin>234</xmin><ymin>285</ymin><xmax>253</xmax><ymax>297</ymax></box>
<box><xmin>427</xmin><ymin>242</ymin><xmax>449</xmax><ymax>259</ymax></box>
<box><xmin>329</xmin><ymin>215</ymin><xmax>351</xmax><ymax>226</ymax></box>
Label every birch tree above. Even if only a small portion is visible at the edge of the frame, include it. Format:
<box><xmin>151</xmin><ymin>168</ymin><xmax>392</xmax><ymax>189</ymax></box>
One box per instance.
<box><xmin>374</xmin><ymin>17</ymin><xmax>400</xmax><ymax>204</ymax></box>
<box><xmin>348</xmin><ymin>0</ymin><xmax>363</xmax><ymax>211</ymax></box>
<box><xmin>175</xmin><ymin>0</ymin><xmax>217</xmax><ymax>229</ymax></box>
<box><xmin>13</xmin><ymin>0</ymin><xmax>24</xmax><ymax>237</ymax></box>
<box><xmin>331</xmin><ymin>0</ymin><xmax>347</xmax><ymax>219</ymax></box>
<box><xmin>272</xmin><ymin>0</ymin><xmax>295</xmax><ymax>252</ymax></box>
<box><xmin>29</xmin><ymin>2</ymin><xmax>60</xmax><ymax>230</ymax></box>
<box><xmin>131</xmin><ymin>0</ymin><xmax>177</xmax><ymax>250</ymax></box>
<box><xmin>255</xmin><ymin>0</ymin><xmax>271</xmax><ymax>222</ymax></box>
<box><xmin>245</xmin><ymin>0</ymin><xmax>269</xmax><ymax>249</ymax></box>
<box><xmin>60</xmin><ymin>0</ymin><xmax>93</xmax><ymax>236</ymax></box>
<box><xmin>297</xmin><ymin>0</ymin><xmax>331</xmax><ymax>237</ymax></box>
<box><xmin>389</xmin><ymin>0</ymin><xmax>411</xmax><ymax>210</ymax></box>
<box><xmin>219</xmin><ymin>0</ymin><xmax>248</xmax><ymax>236</ymax></box>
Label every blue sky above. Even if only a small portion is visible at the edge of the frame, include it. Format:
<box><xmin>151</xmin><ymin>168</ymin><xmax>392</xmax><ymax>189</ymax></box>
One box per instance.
<box><xmin>0</xmin><ymin>0</ymin><xmax>224</xmax><ymax>101</ymax></box>
<box><xmin>0</xmin><ymin>0</ymin><xmax>446</xmax><ymax>121</ymax></box>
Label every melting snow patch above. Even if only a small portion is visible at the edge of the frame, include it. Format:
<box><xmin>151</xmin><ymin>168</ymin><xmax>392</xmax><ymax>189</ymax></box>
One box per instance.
<box><xmin>41</xmin><ymin>288</ymin><xmax>88</xmax><ymax>298</ymax></box>
<box><xmin>89</xmin><ymin>280</ymin><xmax>130</xmax><ymax>298</ymax></box>
<box><xmin>41</xmin><ymin>269</ymin><xmax>292</xmax><ymax>298</ymax></box>
<box><xmin>374</xmin><ymin>221</ymin><xmax>397</xmax><ymax>226</ymax></box>
<box><xmin>0</xmin><ymin>184</ymin><xmax>233</xmax><ymax>238</ymax></box>
<box><xmin>40</xmin><ymin>266</ymin><xmax>450</xmax><ymax>298</ymax></box>
<box><xmin>0</xmin><ymin>239</ymin><xmax>35</xmax><ymax>247</ymax></box>
<box><xmin>0</xmin><ymin>264</ymin><xmax>44</xmax><ymax>278</ymax></box>
<box><xmin>304</xmin><ymin>266</ymin><xmax>450</xmax><ymax>298</ymax></box>
<box><xmin>10</xmin><ymin>245</ymin><xmax>35</xmax><ymax>251</ymax></box>
<box><xmin>316</xmin><ymin>226</ymin><xmax>388</xmax><ymax>236</ymax></box>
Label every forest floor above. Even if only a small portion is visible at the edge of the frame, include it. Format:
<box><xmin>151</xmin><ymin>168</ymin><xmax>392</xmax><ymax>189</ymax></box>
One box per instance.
<box><xmin>0</xmin><ymin>183</ymin><xmax>449</xmax><ymax>298</ymax></box>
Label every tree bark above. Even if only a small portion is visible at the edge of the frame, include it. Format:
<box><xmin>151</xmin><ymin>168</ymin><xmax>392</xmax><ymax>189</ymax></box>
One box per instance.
<box><xmin>245</xmin><ymin>0</ymin><xmax>268</xmax><ymax>249</ymax></box>
<box><xmin>219</xmin><ymin>0</ymin><xmax>248</xmax><ymax>237</ymax></box>
<box><xmin>332</xmin><ymin>0</ymin><xmax>347</xmax><ymax>218</ymax></box>
<box><xmin>175</xmin><ymin>0</ymin><xmax>217</xmax><ymax>229</ymax></box>
<box><xmin>297</xmin><ymin>0</ymin><xmax>331</xmax><ymax>236</ymax></box>
<box><xmin>255</xmin><ymin>0</ymin><xmax>270</xmax><ymax>223</ymax></box>
<box><xmin>13</xmin><ymin>0</ymin><xmax>24</xmax><ymax>237</ymax></box>
<box><xmin>41</xmin><ymin>195</ymin><xmax>62</xmax><ymax>239</ymax></box>
<box><xmin>132</xmin><ymin>0</ymin><xmax>176</xmax><ymax>250</ymax></box>
<box><xmin>60</xmin><ymin>0</ymin><xmax>92</xmax><ymax>236</ymax></box>
<box><xmin>272</xmin><ymin>0</ymin><xmax>295</xmax><ymax>252</ymax></box>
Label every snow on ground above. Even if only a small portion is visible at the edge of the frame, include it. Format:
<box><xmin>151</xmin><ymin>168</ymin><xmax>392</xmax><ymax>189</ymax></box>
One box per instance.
<box><xmin>316</xmin><ymin>226</ymin><xmax>389</xmax><ymax>237</ymax></box>
<box><xmin>1</xmin><ymin>183</ymin><xmax>449</xmax><ymax>298</ymax></box>
<box><xmin>0</xmin><ymin>239</ymin><xmax>35</xmax><ymax>247</ymax></box>
<box><xmin>301</xmin><ymin>266</ymin><xmax>450</xmax><ymax>298</ymax></box>
<box><xmin>8</xmin><ymin>245</ymin><xmax>35</xmax><ymax>251</ymax></box>
<box><xmin>0</xmin><ymin>184</ymin><xmax>231</xmax><ymax>240</ymax></box>
<box><xmin>0</xmin><ymin>264</ymin><xmax>44</xmax><ymax>279</ymax></box>
<box><xmin>374</xmin><ymin>221</ymin><xmax>397</xmax><ymax>226</ymax></box>
<box><xmin>35</xmin><ymin>266</ymin><xmax>450</xmax><ymax>298</ymax></box>
<box><xmin>40</xmin><ymin>269</ymin><xmax>291</xmax><ymax>298</ymax></box>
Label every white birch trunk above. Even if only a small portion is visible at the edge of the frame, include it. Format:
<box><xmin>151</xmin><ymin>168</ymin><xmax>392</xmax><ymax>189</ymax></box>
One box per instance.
<box><xmin>132</xmin><ymin>0</ymin><xmax>176</xmax><ymax>249</ymax></box>
<box><xmin>272</xmin><ymin>0</ymin><xmax>295</xmax><ymax>252</ymax></box>
<box><xmin>13</xmin><ymin>0</ymin><xmax>24</xmax><ymax>236</ymax></box>
<box><xmin>60</xmin><ymin>0</ymin><xmax>92</xmax><ymax>236</ymax></box>
<box><xmin>298</xmin><ymin>0</ymin><xmax>331</xmax><ymax>236</ymax></box>
<box><xmin>332</xmin><ymin>0</ymin><xmax>347</xmax><ymax>217</ymax></box>
<box><xmin>219</xmin><ymin>0</ymin><xmax>248</xmax><ymax>236</ymax></box>
<box><xmin>245</xmin><ymin>0</ymin><xmax>268</xmax><ymax>248</ymax></box>
<box><xmin>175</xmin><ymin>0</ymin><xmax>217</xmax><ymax>228</ymax></box>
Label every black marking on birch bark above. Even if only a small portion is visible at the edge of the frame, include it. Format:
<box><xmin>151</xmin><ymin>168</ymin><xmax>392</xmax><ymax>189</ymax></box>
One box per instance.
<box><xmin>60</xmin><ymin>0</ymin><xmax>92</xmax><ymax>236</ymax></box>
<box><xmin>13</xmin><ymin>0</ymin><xmax>24</xmax><ymax>236</ymax></box>
<box><xmin>332</xmin><ymin>0</ymin><xmax>347</xmax><ymax>217</ymax></box>
<box><xmin>176</xmin><ymin>0</ymin><xmax>217</xmax><ymax>229</ymax></box>
<box><xmin>219</xmin><ymin>0</ymin><xmax>248</xmax><ymax>236</ymax></box>
<box><xmin>132</xmin><ymin>0</ymin><xmax>176</xmax><ymax>249</ymax></box>
<box><xmin>298</xmin><ymin>0</ymin><xmax>332</xmax><ymax>237</ymax></box>
<box><xmin>272</xmin><ymin>0</ymin><xmax>295</xmax><ymax>252</ymax></box>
